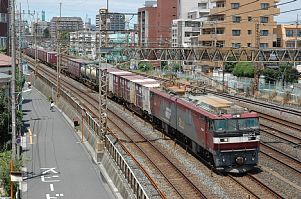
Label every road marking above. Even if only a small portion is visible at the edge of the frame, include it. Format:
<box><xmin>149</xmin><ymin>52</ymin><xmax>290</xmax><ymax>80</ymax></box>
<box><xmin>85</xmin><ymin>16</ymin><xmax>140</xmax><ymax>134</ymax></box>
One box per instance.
<box><xmin>50</xmin><ymin>184</ymin><xmax>54</xmax><ymax>191</ymax></box>
<box><xmin>28</xmin><ymin>128</ymin><xmax>33</xmax><ymax>144</ymax></box>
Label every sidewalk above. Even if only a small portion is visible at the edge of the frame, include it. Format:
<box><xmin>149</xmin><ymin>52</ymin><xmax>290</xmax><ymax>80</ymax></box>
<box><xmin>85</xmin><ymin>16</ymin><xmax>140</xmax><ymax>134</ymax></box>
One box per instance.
<box><xmin>21</xmin><ymin>85</ymin><xmax>115</xmax><ymax>199</ymax></box>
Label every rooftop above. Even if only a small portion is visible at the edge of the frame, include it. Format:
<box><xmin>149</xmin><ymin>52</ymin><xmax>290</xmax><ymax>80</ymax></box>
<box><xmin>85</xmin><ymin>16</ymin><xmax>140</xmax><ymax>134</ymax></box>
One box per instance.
<box><xmin>0</xmin><ymin>54</ymin><xmax>12</xmax><ymax>67</ymax></box>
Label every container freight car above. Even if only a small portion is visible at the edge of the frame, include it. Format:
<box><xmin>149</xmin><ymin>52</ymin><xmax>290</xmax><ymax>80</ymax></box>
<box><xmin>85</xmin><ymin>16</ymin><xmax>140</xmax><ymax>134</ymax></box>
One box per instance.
<box><xmin>150</xmin><ymin>85</ymin><xmax>259</xmax><ymax>173</ymax></box>
<box><xmin>61</xmin><ymin>57</ymin><xmax>93</xmax><ymax>80</ymax></box>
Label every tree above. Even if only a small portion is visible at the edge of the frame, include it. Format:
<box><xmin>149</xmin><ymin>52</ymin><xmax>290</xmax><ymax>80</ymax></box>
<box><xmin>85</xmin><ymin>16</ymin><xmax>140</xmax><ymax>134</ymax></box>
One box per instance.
<box><xmin>233</xmin><ymin>62</ymin><xmax>254</xmax><ymax>77</ymax></box>
<box><xmin>60</xmin><ymin>31</ymin><xmax>70</xmax><ymax>41</ymax></box>
<box><xmin>279</xmin><ymin>63</ymin><xmax>299</xmax><ymax>83</ymax></box>
<box><xmin>0</xmin><ymin>90</ymin><xmax>11</xmax><ymax>148</ymax></box>
<box><xmin>171</xmin><ymin>63</ymin><xmax>181</xmax><ymax>72</ymax></box>
<box><xmin>262</xmin><ymin>67</ymin><xmax>278</xmax><ymax>82</ymax></box>
<box><xmin>262</xmin><ymin>63</ymin><xmax>300</xmax><ymax>84</ymax></box>
<box><xmin>224</xmin><ymin>57</ymin><xmax>237</xmax><ymax>73</ymax></box>
<box><xmin>138</xmin><ymin>62</ymin><xmax>152</xmax><ymax>72</ymax></box>
<box><xmin>43</xmin><ymin>28</ymin><xmax>50</xmax><ymax>38</ymax></box>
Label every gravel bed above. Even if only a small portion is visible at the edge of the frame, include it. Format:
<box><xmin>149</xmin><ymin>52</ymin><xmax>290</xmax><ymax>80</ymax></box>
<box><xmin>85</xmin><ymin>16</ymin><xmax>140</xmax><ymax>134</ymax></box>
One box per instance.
<box><xmin>108</xmin><ymin>101</ymin><xmax>257</xmax><ymax>198</ymax></box>
<box><xmin>260</xmin><ymin>118</ymin><xmax>301</xmax><ymax>140</ymax></box>
<box><xmin>259</xmin><ymin>153</ymin><xmax>301</xmax><ymax>189</ymax></box>
<box><xmin>106</xmin><ymin>134</ymin><xmax>161</xmax><ymax>199</ymax></box>
<box><xmin>254</xmin><ymin>169</ymin><xmax>301</xmax><ymax>198</ymax></box>
<box><xmin>233</xmin><ymin>100</ymin><xmax>301</xmax><ymax>126</ymax></box>
<box><xmin>261</xmin><ymin>133</ymin><xmax>301</xmax><ymax>161</ymax></box>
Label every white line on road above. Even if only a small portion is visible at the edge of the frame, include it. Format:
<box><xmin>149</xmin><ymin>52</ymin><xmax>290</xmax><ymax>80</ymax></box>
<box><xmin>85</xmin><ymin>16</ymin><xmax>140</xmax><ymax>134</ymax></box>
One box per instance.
<box><xmin>50</xmin><ymin>184</ymin><xmax>54</xmax><ymax>191</ymax></box>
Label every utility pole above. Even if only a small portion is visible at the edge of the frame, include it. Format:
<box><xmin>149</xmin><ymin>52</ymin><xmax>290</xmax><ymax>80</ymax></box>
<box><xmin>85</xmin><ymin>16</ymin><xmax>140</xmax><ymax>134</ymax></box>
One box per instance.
<box><xmin>56</xmin><ymin>2</ymin><xmax>62</xmax><ymax>104</ymax></box>
<box><xmin>10</xmin><ymin>0</ymin><xmax>16</xmax><ymax>161</ymax></box>
<box><xmin>96</xmin><ymin>0</ymin><xmax>109</xmax><ymax>162</ymax></box>
<box><xmin>34</xmin><ymin>12</ymin><xmax>38</xmax><ymax>78</ymax></box>
<box><xmin>295</xmin><ymin>14</ymin><xmax>299</xmax><ymax>49</ymax></box>
<box><xmin>18</xmin><ymin>3</ymin><xmax>22</xmax><ymax>82</ymax></box>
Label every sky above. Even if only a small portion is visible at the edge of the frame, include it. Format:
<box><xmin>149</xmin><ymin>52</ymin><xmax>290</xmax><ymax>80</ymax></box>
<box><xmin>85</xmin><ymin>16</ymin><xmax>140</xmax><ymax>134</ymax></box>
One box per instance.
<box><xmin>18</xmin><ymin>0</ymin><xmax>301</xmax><ymax>25</ymax></box>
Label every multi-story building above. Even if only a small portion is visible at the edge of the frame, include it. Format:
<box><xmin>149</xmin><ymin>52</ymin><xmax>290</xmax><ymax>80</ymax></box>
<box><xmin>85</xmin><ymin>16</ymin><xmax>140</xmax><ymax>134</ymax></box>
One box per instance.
<box><xmin>50</xmin><ymin>17</ymin><xmax>83</xmax><ymax>38</ymax></box>
<box><xmin>198</xmin><ymin>0</ymin><xmax>280</xmax><ymax>48</ymax></box>
<box><xmin>70</xmin><ymin>31</ymin><xmax>99</xmax><ymax>59</ymax></box>
<box><xmin>275</xmin><ymin>24</ymin><xmax>301</xmax><ymax>48</ymax></box>
<box><xmin>172</xmin><ymin>20</ymin><xmax>201</xmax><ymax>47</ymax></box>
<box><xmin>96</xmin><ymin>9</ymin><xmax>126</xmax><ymax>31</ymax></box>
<box><xmin>0</xmin><ymin>0</ymin><xmax>8</xmax><ymax>50</ymax></box>
<box><xmin>172</xmin><ymin>0</ymin><xmax>213</xmax><ymax>47</ymax></box>
<box><xmin>138</xmin><ymin>2</ymin><xmax>158</xmax><ymax>47</ymax></box>
<box><xmin>138</xmin><ymin>0</ymin><xmax>177</xmax><ymax>47</ymax></box>
<box><xmin>32</xmin><ymin>21</ymin><xmax>50</xmax><ymax>37</ymax></box>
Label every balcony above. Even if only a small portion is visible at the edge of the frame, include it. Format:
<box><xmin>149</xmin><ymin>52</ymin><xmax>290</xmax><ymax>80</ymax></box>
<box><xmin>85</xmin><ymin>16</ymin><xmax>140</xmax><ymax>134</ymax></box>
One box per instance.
<box><xmin>210</xmin><ymin>7</ymin><xmax>226</xmax><ymax>15</ymax></box>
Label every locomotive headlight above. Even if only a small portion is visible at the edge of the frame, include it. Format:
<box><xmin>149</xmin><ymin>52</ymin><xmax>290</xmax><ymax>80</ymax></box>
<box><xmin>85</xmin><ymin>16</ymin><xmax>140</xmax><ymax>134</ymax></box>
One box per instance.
<box><xmin>220</xmin><ymin>138</ymin><xmax>228</xmax><ymax>142</ymax></box>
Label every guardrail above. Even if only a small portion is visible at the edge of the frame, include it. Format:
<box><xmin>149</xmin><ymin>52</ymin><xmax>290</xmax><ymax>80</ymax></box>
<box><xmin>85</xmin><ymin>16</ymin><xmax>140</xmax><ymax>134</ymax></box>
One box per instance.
<box><xmin>105</xmin><ymin>135</ymin><xmax>150</xmax><ymax>199</ymax></box>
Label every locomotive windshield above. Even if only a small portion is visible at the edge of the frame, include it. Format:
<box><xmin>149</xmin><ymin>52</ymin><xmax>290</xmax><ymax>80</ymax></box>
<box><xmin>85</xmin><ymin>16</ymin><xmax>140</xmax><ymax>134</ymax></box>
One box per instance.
<box><xmin>213</xmin><ymin>118</ymin><xmax>259</xmax><ymax>132</ymax></box>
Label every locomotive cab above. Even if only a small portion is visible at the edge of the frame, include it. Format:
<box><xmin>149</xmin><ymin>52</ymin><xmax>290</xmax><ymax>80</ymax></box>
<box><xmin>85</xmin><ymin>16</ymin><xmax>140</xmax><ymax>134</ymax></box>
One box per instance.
<box><xmin>210</xmin><ymin>116</ymin><xmax>260</xmax><ymax>173</ymax></box>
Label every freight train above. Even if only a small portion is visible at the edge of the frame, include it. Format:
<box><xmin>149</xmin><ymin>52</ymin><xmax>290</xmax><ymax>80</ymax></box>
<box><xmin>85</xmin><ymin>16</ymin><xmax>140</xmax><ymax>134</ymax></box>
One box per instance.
<box><xmin>23</xmin><ymin>47</ymin><xmax>260</xmax><ymax>173</ymax></box>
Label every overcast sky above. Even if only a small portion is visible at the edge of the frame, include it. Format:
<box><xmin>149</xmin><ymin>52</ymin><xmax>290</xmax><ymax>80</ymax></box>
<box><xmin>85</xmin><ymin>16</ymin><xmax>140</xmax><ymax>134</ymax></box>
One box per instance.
<box><xmin>18</xmin><ymin>0</ymin><xmax>301</xmax><ymax>25</ymax></box>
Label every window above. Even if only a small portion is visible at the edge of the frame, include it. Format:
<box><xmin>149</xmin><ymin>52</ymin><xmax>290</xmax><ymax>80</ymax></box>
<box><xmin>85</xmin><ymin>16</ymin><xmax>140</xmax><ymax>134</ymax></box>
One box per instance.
<box><xmin>260</xmin><ymin>43</ymin><xmax>268</xmax><ymax>48</ymax></box>
<box><xmin>248</xmin><ymin>16</ymin><xmax>252</xmax><ymax>22</ymax></box>
<box><xmin>216</xmin><ymin>29</ymin><xmax>224</xmax><ymax>34</ymax></box>
<box><xmin>298</xmin><ymin>30</ymin><xmax>301</xmax><ymax>37</ymax></box>
<box><xmin>286</xmin><ymin>30</ymin><xmax>294</xmax><ymax>37</ymax></box>
<box><xmin>231</xmin><ymin>3</ymin><xmax>240</xmax><ymax>9</ymax></box>
<box><xmin>232</xmin><ymin>16</ymin><xmax>241</xmax><ymax>23</ymax></box>
<box><xmin>232</xmin><ymin>43</ymin><xmax>241</xmax><ymax>48</ymax></box>
<box><xmin>214</xmin><ymin>119</ymin><xmax>238</xmax><ymax>132</ymax></box>
<box><xmin>286</xmin><ymin>41</ymin><xmax>295</xmax><ymax>48</ymax></box>
<box><xmin>0</xmin><ymin>37</ymin><xmax>7</xmax><ymax>49</ymax></box>
<box><xmin>198</xmin><ymin>3</ymin><xmax>207</xmax><ymax>9</ymax></box>
<box><xmin>261</xmin><ymin>3</ymin><xmax>269</xmax><ymax>10</ymax></box>
<box><xmin>0</xmin><ymin>13</ymin><xmax>7</xmax><ymax>23</ymax></box>
<box><xmin>247</xmin><ymin>43</ymin><xmax>252</xmax><ymax>47</ymax></box>
<box><xmin>248</xmin><ymin>30</ymin><xmax>252</xmax><ymax>35</ymax></box>
<box><xmin>232</xmin><ymin>30</ymin><xmax>241</xmax><ymax>36</ymax></box>
<box><xmin>260</xmin><ymin>30</ymin><xmax>269</xmax><ymax>36</ymax></box>
<box><xmin>238</xmin><ymin>118</ymin><xmax>259</xmax><ymax>130</ymax></box>
<box><xmin>260</xmin><ymin>16</ymin><xmax>269</xmax><ymax>23</ymax></box>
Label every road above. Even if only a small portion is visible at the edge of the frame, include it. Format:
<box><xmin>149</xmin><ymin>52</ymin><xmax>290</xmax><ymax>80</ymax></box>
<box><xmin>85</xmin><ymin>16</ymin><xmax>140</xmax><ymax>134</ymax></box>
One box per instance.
<box><xmin>21</xmin><ymin>86</ymin><xmax>115</xmax><ymax>199</ymax></box>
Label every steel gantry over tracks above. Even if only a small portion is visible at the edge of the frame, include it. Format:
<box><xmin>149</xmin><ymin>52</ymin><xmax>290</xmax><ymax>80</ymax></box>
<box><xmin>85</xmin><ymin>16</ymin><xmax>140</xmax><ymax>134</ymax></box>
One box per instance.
<box><xmin>121</xmin><ymin>47</ymin><xmax>301</xmax><ymax>63</ymax></box>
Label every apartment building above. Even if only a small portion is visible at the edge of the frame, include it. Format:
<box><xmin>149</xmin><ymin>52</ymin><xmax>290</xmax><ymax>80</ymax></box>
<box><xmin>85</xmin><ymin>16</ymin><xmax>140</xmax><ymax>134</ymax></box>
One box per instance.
<box><xmin>0</xmin><ymin>0</ymin><xmax>8</xmax><ymax>50</ymax></box>
<box><xmin>275</xmin><ymin>24</ymin><xmax>301</xmax><ymax>48</ymax></box>
<box><xmin>50</xmin><ymin>17</ymin><xmax>83</xmax><ymax>38</ymax></box>
<box><xmin>96</xmin><ymin>9</ymin><xmax>126</xmax><ymax>31</ymax></box>
<box><xmin>138</xmin><ymin>0</ymin><xmax>177</xmax><ymax>47</ymax></box>
<box><xmin>70</xmin><ymin>31</ymin><xmax>99</xmax><ymax>59</ymax></box>
<box><xmin>172</xmin><ymin>0</ymin><xmax>214</xmax><ymax>47</ymax></box>
<box><xmin>198</xmin><ymin>0</ymin><xmax>280</xmax><ymax>48</ymax></box>
<box><xmin>138</xmin><ymin>1</ymin><xmax>158</xmax><ymax>47</ymax></box>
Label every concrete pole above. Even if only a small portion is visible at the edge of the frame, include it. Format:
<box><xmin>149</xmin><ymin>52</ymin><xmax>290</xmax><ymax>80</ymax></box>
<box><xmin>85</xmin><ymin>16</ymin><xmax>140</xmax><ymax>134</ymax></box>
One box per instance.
<box><xmin>10</xmin><ymin>0</ymin><xmax>16</xmax><ymax>161</ymax></box>
<box><xmin>16</xmin><ymin>3</ymin><xmax>22</xmax><ymax>160</ymax></box>
<box><xmin>34</xmin><ymin>13</ymin><xmax>37</xmax><ymax>78</ymax></box>
<box><xmin>56</xmin><ymin>2</ymin><xmax>62</xmax><ymax>104</ymax></box>
<box><xmin>295</xmin><ymin>14</ymin><xmax>299</xmax><ymax>49</ymax></box>
<box><xmin>18</xmin><ymin>3</ymin><xmax>22</xmax><ymax>82</ymax></box>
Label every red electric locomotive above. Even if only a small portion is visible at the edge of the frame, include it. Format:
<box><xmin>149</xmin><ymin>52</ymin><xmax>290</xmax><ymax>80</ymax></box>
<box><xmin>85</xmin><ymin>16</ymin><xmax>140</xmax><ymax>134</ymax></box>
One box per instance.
<box><xmin>150</xmin><ymin>84</ymin><xmax>260</xmax><ymax>173</ymax></box>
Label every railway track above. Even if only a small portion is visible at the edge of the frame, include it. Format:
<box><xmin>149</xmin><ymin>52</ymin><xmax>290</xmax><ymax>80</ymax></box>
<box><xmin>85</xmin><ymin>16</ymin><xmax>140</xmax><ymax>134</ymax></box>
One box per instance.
<box><xmin>107</xmin><ymin>107</ymin><xmax>207</xmax><ymax>199</ymax></box>
<box><xmin>25</xmin><ymin>56</ymin><xmax>299</xmax><ymax>198</ymax></box>
<box><xmin>229</xmin><ymin>174</ymin><xmax>283</xmax><ymax>199</ymax></box>
<box><xmin>26</xmin><ymin>57</ymin><xmax>207</xmax><ymax>198</ymax></box>
<box><xmin>260</xmin><ymin>144</ymin><xmax>301</xmax><ymax>174</ymax></box>
<box><xmin>259</xmin><ymin>113</ymin><xmax>301</xmax><ymax>132</ymax></box>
